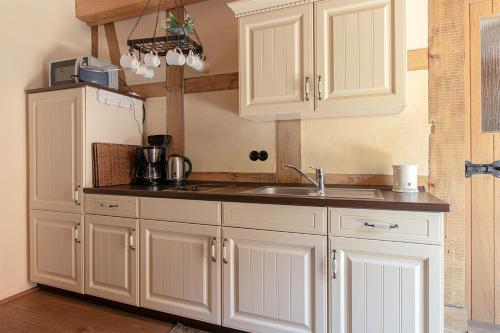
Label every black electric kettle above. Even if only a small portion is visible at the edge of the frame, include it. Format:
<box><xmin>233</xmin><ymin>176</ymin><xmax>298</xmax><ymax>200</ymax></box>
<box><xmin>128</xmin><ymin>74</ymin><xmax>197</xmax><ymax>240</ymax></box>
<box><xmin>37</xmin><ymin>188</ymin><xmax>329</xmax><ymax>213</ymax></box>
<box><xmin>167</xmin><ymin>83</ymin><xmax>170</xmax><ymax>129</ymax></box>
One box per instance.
<box><xmin>165</xmin><ymin>154</ymin><xmax>192</xmax><ymax>185</ymax></box>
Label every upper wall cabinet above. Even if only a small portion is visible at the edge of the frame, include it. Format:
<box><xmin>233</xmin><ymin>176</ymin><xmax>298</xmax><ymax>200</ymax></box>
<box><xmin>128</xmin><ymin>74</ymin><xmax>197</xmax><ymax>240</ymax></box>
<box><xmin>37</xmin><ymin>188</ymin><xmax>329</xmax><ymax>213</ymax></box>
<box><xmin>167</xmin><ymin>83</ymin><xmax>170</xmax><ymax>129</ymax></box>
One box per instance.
<box><xmin>228</xmin><ymin>0</ymin><xmax>407</xmax><ymax>121</ymax></box>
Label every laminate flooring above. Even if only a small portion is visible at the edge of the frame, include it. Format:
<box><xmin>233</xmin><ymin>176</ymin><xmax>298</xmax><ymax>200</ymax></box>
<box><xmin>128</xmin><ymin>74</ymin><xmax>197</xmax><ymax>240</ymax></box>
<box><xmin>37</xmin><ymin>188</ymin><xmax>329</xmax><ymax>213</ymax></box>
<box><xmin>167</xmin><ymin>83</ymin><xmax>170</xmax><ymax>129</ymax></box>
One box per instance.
<box><xmin>0</xmin><ymin>289</ymin><xmax>175</xmax><ymax>333</ymax></box>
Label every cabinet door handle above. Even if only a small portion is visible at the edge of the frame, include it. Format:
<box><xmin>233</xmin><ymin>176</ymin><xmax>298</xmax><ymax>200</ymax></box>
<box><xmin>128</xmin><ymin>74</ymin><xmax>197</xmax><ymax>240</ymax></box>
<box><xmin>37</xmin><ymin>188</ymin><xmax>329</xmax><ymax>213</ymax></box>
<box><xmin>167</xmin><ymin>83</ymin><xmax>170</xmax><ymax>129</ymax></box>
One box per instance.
<box><xmin>318</xmin><ymin>75</ymin><xmax>323</xmax><ymax>100</ymax></box>
<box><xmin>210</xmin><ymin>237</ymin><xmax>217</xmax><ymax>263</ymax></box>
<box><xmin>222</xmin><ymin>238</ymin><xmax>228</xmax><ymax>264</ymax></box>
<box><xmin>364</xmin><ymin>222</ymin><xmax>399</xmax><ymax>230</ymax></box>
<box><xmin>332</xmin><ymin>249</ymin><xmax>337</xmax><ymax>279</ymax></box>
<box><xmin>74</xmin><ymin>186</ymin><xmax>81</xmax><ymax>206</ymax></box>
<box><xmin>304</xmin><ymin>77</ymin><xmax>310</xmax><ymax>101</ymax></box>
<box><xmin>74</xmin><ymin>223</ymin><xmax>81</xmax><ymax>243</ymax></box>
<box><xmin>129</xmin><ymin>228</ymin><xmax>136</xmax><ymax>251</ymax></box>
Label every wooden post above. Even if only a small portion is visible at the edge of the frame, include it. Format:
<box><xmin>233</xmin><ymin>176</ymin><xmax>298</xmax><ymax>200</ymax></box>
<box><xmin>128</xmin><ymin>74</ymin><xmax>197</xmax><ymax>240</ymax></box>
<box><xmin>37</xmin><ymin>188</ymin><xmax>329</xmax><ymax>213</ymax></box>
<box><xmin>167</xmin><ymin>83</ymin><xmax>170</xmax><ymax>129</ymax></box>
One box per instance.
<box><xmin>428</xmin><ymin>0</ymin><xmax>467</xmax><ymax>331</ymax></box>
<box><xmin>275</xmin><ymin>120</ymin><xmax>301</xmax><ymax>183</ymax></box>
<box><xmin>104</xmin><ymin>23</ymin><xmax>127</xmax><ymax>92</ymax></box>
<box><xmin>165</xmin><ymin>7</ymin><xmax>185</xmax><ymax>155</ymax></box>
<box><xmin>91</xmin><ymin>26</ymin><xmax>98</xmax><ymax>58</ymax></box>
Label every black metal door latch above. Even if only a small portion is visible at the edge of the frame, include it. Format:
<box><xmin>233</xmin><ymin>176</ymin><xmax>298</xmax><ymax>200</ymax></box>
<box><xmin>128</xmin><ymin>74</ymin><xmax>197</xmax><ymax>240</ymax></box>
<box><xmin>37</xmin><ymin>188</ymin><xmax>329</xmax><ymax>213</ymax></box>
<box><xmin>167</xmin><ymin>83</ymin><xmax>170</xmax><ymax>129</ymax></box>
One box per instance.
<box><xmin>465</xmin><ymin>160</ymin><xmax>500</xmax><ymax>178</ymax></box>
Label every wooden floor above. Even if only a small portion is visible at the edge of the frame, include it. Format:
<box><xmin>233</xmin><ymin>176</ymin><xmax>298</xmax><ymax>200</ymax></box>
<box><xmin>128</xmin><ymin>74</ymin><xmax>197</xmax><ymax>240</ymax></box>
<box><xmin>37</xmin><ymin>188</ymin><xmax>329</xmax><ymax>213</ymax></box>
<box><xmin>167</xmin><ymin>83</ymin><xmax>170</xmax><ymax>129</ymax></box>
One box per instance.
<box><xmin>0</xmin><ymin>289</ymin><xmax>175</xmax><ymax>333</ymax></box>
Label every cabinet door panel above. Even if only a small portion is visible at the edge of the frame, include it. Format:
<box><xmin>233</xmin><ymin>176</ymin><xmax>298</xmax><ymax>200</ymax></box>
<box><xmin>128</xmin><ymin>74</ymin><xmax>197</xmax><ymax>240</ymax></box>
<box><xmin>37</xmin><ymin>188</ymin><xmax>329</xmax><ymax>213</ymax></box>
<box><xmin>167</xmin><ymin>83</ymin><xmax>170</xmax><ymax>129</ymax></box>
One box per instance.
<box><xmin>239</xmin><ymin>4</ymin><xmax>314</xmax><ymax>119</ymax></box>
<box><xmin>29</xmin><ymin>89</ymin><xmax>84</xmax><ymax>213</ymax></box>
<box><xmin>223</xmin><ymin>227</ymin><xmax>326</xmax><ymax>333</ymax></box>
<box><xmin>30</xmin><ymin>210</ymin><xmax>84</xmax><ymax>293</ymax></box>
<box><xmin>140</xmin><ymin>220</ymin><xmax>221</xmax><ymax>324</ymax></box>
<box><xmin>316</xmin><ymin>0</ymin><xmax>406</xmax><ymax>116</ymax></box>
<box><xmin>329</xmin><ymin>236</ymin><xmax>443</xmax><ymax>333</ymax></box>
<box><xmin>85</xmin><ymin>215</ymin><xmax>139</xmax><ymax>305</ymax></box>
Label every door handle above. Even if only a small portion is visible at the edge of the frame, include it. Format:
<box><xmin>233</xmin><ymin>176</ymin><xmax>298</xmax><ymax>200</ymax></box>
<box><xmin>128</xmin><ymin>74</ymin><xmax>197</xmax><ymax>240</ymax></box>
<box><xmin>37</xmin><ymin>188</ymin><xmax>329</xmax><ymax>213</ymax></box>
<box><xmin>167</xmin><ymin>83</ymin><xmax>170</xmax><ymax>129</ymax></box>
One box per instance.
<box><xmin>318</xmin><ymin>75</ymin><xmax>323</xmax><ymax>100</ymax></box>
<box><xmin>129</xmin><ymin>228</ymin><xmax>136</xmax><ymax>251</ymax></box>
<box><xmin>210</xmin><ymin>237</ymin><xmax>217</xmax><ymax>262</ymax></box>
<box><xmin>74</xmin><ymin>186</ymin><xmax>81</xmax><ymax>206</ymax></box>
<box><xmin>304</xmin><ymin>77</ymin><xmax>310</xmax><ymax>102</ymax></box>
<box><xmin>74</xmin><ymin>223</ymin><xmax>81</xmax><ymax>243</ymax></box>
<box><xmin>222</xmin><ymin>238</ymin><xmax>228</xmax><ymax>264</ymax></box>
<box><xmin>465</xmin><ymin>160</ymin><xmax>500</xmax><ymax>178</ymax></box>
<box><xmin>332</xmin><ymin>249</ymin><xmax>337</xmax><ymax>279</ymax></box>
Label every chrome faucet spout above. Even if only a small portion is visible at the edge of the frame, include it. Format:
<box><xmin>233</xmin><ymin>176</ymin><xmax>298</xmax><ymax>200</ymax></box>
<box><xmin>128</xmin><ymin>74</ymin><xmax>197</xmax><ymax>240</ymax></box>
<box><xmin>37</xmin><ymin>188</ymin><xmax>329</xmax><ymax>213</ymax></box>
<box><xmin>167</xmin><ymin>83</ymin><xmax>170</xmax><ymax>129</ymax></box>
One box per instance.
<box><xmin>283</xmin><ymin>164</ymin><xmax>325</xmax><ymax>195</ymax></box>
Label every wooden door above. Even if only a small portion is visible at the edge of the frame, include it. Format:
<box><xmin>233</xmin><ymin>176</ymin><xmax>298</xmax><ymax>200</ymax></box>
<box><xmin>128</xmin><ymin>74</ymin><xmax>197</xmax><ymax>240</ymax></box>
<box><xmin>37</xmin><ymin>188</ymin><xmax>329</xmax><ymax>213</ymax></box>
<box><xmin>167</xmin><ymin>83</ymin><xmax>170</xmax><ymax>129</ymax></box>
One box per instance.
<box><xmin>238</xmin><ymin>4</ymin><xmax>315</xmax><ymax>120</ymax></box>
<box><xmin>85</xmin><ymin>215</ymin><xmax>139</xmax><ymax>305</ymax></box>
<box><xmin>30</xmin><ymin>210</ymin><xmax>84</xmax><ymax>293</ymax></box>
<box><xmin>465</xmin><ymin>0</ymin><xmax>500</xmax><ymax>324</ymax></box>
<box><xmin>222</xmin><ymin>227</ymin><xmax>327</xmax><ymax>333</ymax></box>
<box><xmin>28</xmin><ymin>88</ymin><xmax>84</xmax><ymax>213</ymax></box>
<box><xmin>330</xmin><ymin>236</ymin><xmax>443</xmax><ymax>333</ymax></box>
<box><xmin>315</xmin><ymin>0</ymin><xmax>406</xmax><ymax>117</ymax></box>
<box><xmin>140</xmin><ymin>220</ymin><xmax>221</xmax><ymax>324</ymax></box>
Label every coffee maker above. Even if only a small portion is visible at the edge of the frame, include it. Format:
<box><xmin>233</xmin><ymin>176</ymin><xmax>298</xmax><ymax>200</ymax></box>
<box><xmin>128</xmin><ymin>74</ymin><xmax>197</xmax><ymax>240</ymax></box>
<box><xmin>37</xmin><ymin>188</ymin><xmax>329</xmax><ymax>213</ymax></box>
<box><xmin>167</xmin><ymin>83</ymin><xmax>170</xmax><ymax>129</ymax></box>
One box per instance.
<box><xmin>135</xmin><ymin>135</ymin><xmax>171</xmax><ymax>185</ymax></box>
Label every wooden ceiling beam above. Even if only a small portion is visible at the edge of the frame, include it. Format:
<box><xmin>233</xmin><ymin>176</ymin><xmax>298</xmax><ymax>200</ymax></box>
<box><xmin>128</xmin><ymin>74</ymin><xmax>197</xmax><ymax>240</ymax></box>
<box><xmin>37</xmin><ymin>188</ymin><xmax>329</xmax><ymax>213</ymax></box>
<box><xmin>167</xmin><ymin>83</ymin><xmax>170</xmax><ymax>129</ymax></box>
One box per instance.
<box><xmin>76</xmin><ymin>0</ymin><xmax>208</xmax><ymax>26</ymax></box>
<box><xmin>129</xmin><ymin>72</ymin><xmax>239</xmax><ymax>97</ymax></box>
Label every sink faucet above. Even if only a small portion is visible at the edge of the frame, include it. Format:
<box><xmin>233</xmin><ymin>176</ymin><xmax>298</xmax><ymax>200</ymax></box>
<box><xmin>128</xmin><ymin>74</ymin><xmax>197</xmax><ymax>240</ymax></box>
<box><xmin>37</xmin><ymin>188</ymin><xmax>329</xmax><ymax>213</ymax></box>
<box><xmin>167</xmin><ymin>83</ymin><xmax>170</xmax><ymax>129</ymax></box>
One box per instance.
<box><xmin>283</xmin><ymin>164</ymin><xmax>325</xmax><ymax>195</ymax></box>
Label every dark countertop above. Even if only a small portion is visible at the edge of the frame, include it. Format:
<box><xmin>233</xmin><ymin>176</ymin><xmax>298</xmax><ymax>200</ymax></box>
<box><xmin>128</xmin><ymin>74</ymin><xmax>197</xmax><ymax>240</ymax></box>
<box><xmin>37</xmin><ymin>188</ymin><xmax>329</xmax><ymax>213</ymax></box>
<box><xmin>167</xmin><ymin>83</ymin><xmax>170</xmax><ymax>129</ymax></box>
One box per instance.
<box><xmin>26</xmin><ymin>82</ymin><xmax>146</xmax><ymax>101</ymax></box>
<box><xmin>83</xmin><ymin>182</ymin><xmax>449</xmax><ymax>213</ymax></box>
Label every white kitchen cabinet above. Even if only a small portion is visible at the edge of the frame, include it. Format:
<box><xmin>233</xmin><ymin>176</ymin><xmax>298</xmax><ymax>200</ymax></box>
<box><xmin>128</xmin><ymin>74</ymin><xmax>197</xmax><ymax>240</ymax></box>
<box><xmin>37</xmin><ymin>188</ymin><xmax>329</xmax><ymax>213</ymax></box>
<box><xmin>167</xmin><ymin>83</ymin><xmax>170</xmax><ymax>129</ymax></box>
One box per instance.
<box><xmin>30</xmin><ymin>210</ymin><xmax>84</xmax><ymax>293</ymax></box>
<box><xmin>85</xmin><ymin>215</ymin><xmax>139</xmax><ymax>305</ymax></box>
<box><xmin>140</xmin><ymin>220</ymin><xmax>221</xmax><ymax>325</ymax></box>
<box><xmin>237</xmin><ymin>3</ymin><xmax>315</xmax><ymax>120</ymax></box>
<box><xmin>28</xmin><ymin>86</ymin><xmax>144</xmax><ymax>213</ymax></box>
<box><xmin>222</xmin><ymin>227</ymin><xmax>327</xmax><ymax>333</ymax></box>
<box><xmin>329</xmin><ymin>236</ymin><xmax>443</xmax><ymax>333</ymax></box>
<box><xmin>315</xmin><ymin>0</ymin><xmax>406</xmax><ymax>117</ymax></box>
<box><xmin>229</xmin><ymin>0</ymin><xmax>406</xmax><ymax>121</ymax></box>
<box><xmin>29</xmin><ymin>88</ymin><xmax>84</xmax><ymax>213</ymax></box>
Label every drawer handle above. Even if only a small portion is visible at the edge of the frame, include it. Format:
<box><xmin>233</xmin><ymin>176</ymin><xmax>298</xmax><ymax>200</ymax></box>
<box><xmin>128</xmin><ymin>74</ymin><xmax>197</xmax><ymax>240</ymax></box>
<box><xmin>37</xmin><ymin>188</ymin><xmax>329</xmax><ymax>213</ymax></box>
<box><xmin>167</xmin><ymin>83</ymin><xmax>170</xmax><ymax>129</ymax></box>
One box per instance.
<box><xmin>210</xmin><ymin>237</ymin><xmax>217</xmax><ymax>263</ymax></box>
<box><xmin>222</xmin><ymin>238</ymin><xmax>228</xmax><ymax>264</ymax></box>
<box><xmin>100</xmin><ymin>203</ymin><xmax>119</xmax><ymax>208</ymax></box>
<box><xmin>364</xmin><ymin>222</ymin><xmax>399</xmax><ymax>230</ymax></box>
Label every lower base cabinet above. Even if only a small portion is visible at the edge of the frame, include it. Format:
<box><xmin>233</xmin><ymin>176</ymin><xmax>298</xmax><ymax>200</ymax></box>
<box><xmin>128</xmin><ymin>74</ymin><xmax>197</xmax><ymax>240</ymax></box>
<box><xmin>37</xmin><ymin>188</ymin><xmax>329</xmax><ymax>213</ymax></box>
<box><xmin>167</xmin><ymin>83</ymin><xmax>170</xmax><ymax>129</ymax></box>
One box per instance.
<box><xmin>140</xmin><ymin>220</ymin><xmax>221</xmax><ymax>324</ymax></box>
<box><xmin>222</xmin><ymin>227</ymin><xmax>327</xmax><ymax>333</ymax></box>
<box><xmin>329</xmin><ymin>236</ymin><xmax>443</xmax><ymax>333</ymax></box>
<box><xmin>84</xmin><ymin>215</ymin><xmax>139</xmax><ymax>305</ymax></box>
<box><xmin>30</xmin><ymin>210</ymin><xmax>84</xmax><ymax>293</ymax></box>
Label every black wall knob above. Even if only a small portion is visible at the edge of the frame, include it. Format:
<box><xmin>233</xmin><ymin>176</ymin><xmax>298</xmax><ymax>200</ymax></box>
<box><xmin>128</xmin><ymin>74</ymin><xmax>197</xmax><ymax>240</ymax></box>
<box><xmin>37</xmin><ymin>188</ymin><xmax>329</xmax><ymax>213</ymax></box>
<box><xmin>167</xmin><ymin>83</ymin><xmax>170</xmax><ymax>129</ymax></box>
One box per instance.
<box><xmin>249</xmin><ymin>151</ymin><xmax>259</xmax><ymax>161</ymax></box>
<box><xmin>258</xmin><ymin>151</ymin><xmax>268</xmax><ymax>161</ymax></box>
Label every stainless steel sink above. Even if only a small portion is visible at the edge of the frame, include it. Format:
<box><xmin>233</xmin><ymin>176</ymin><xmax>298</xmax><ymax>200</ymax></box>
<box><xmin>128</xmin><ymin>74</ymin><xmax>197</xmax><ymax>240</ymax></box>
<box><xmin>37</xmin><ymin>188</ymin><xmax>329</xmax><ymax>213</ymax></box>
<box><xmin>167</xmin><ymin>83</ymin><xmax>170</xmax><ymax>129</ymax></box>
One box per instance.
<box><xmin>241</xmin><ymin>186</ymin><xmax>384</xmax><ymax>200</ymax></box>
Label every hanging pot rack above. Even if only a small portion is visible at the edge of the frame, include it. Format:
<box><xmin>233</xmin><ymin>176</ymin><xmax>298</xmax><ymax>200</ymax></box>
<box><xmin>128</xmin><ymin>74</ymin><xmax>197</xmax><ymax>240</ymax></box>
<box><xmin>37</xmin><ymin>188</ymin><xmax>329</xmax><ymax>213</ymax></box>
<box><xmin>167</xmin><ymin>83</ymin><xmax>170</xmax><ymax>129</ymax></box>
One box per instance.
<box><xmin>126</xmin><ymin>0</ymin><xmax>204</xmax><ymax>58</ymax></box>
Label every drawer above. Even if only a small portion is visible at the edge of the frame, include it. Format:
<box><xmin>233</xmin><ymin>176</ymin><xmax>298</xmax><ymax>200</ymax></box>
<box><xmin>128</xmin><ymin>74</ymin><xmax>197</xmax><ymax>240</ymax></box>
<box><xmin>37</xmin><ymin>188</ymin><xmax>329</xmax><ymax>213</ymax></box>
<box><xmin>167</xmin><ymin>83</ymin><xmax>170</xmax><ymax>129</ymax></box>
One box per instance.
<box><xmin>85</xmin><ymin>194</ymin><xmax>139</xmax><ymax>218</ymax></box>
<box><xmin>223</xmin><ymin>202</ymin><xmax>327</xmax><ymax>235</ymax></box>
<box><xmin>140</xmin><ymin>198</ymin><xmax>221</xmax><ymax>225</ymax></box>
<box><xmin>329</xmin><ymin>208</ymin><xmax>443</xmax><ymax>245</ymax></box>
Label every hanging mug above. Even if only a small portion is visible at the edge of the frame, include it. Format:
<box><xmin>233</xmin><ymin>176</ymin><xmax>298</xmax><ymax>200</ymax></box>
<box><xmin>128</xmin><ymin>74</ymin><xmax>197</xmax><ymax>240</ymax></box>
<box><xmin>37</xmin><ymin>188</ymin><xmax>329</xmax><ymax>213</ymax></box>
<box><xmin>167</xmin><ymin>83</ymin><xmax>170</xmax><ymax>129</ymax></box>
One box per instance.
<box><xmin>186</xmin><ymin>50</ymin><xmax>201</xmax><ymax>69</ymax></box>
<box><xmin>143</xmin><ymin>68</ymin><xmax>155</xmax><ymax>79</ymax></box>
<box><xmin>166</xmin><ymin>48</ymin><xmax>186</xmax><ymax>66</ymax></box>
<box><xmin>144</xmin><ymin>50</ymin><xmax>161</xmax><ymax>68</ymax></box>
<box><xmin>120</xmin><ymin>52</ymin><xmax>139</xmax><ymax>70</ymax></box>
<box><xmin>133</xmin><ymin>63</ymin><xmax>147</xmax><ymax>76</ymax></box>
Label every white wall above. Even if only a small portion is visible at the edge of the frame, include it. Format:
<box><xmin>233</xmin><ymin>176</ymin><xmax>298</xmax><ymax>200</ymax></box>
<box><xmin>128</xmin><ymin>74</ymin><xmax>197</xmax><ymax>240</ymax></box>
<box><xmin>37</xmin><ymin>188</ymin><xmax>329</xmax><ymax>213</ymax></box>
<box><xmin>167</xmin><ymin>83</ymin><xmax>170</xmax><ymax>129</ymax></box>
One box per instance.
<box><xmin>0</xmin><ymin>0</ymin><xmax>89</xmax><ymax>300</ymax></box>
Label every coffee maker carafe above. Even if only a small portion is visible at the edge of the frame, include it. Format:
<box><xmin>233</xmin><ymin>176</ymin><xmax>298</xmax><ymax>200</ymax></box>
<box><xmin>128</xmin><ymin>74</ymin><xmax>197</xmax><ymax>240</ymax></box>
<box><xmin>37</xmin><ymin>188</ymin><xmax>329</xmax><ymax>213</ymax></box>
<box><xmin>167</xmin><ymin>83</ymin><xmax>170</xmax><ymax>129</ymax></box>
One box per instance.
<box><xmin>136</xmin><ymin>146</ymin><xmax>163</xmax><ymax>185</ymax></box>
<box><xmin>135</xmin><ymin>135</ymin><xmax>171</xmax><ymax>185</ymax></box>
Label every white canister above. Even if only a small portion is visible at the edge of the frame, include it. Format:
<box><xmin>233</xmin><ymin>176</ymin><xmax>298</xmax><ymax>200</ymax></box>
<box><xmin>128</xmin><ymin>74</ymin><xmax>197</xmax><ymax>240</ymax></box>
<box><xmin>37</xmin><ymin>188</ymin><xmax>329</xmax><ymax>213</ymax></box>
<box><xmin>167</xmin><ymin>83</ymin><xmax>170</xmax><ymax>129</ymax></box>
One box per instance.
<box><xmin>392</xmin><ymin>165</ymin><xmax>419</xmax><ymax>192</ymax></box>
